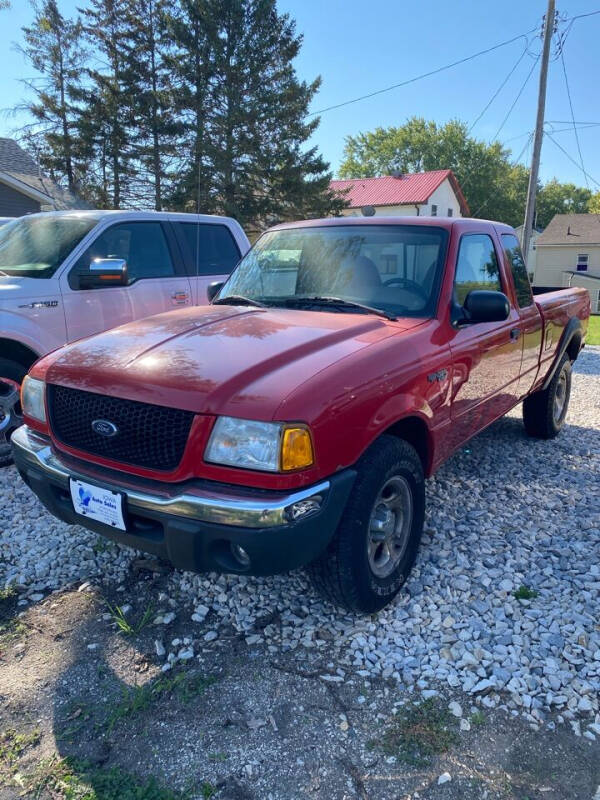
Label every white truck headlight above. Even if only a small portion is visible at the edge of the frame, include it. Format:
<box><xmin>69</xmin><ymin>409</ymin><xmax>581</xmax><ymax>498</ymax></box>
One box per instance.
<box><xmin>21</xmin><ymin>376</ymin><xmax>46</xmax><ymax>423</ymax></box>
<box><xmin>205</xmin><ymin>417</ymin><xmax>314</xmax><ymax>473</ymax></box>
<box><xmin>205</xmin><ymin>416</ymin><xmax>281</xmax><ymax>472</ymax></box>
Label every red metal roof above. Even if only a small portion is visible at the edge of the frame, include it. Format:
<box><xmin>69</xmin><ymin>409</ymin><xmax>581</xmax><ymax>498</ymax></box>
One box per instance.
<box><xmin>330</xmin><ymin>170</ymin><xmax>470</xmax><ymax>216</ymax></box>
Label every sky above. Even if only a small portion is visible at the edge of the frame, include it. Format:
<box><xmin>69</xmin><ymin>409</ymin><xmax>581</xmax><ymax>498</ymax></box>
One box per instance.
<box><xmin>1</xmin><ymin>0</ymin><xmax>599</xmax><ymax>190</ymax></box>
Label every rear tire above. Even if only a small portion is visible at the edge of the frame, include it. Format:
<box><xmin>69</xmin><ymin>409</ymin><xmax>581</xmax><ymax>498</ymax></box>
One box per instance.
<box><xmin>0</xmin><ymin>358</ymin><xmax>27</xmax><ymax>467</ymax></box>
<box><xmin>307</xmin><ymin>435</ymin><xmax>425</xmax><ymax>614</ymax></box>
<box><xmin>523</xmin><ymin>353</ymin><xmax>572</xmax><ymax>439</ymax></box>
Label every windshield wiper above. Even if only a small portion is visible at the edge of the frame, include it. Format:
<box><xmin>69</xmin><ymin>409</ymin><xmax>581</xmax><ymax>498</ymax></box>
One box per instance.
<box><xmin>213</xmin><ymin>295</ymin><xmax>266</xmax><ymax>308</ymax></box>
<box><xmin>284</xmin><ymin>296</ymin><xmax>397</xmax><ymax>321</ymax></box>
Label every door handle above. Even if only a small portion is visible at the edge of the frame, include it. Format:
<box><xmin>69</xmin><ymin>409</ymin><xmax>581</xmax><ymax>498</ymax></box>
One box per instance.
<box><xmin>510</xmin><ymin>328</ymin><xmax>521</xmax><ymax>341</ymax></box>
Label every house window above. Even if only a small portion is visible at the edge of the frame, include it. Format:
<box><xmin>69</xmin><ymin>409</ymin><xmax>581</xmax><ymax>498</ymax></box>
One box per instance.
<box><xmin>448</xmin><ymin>208</ymin><xmax>453</xmax><ymax>217</ymax></box>
<box><xmin>577</xmin><ymin>253</ymin><xmax>588</xmax><ymax>272</ymax></box>
<box><xmin>431</xmin><ymin>204</ymin><xmax>437</xmax><ymax>216</ymax></box>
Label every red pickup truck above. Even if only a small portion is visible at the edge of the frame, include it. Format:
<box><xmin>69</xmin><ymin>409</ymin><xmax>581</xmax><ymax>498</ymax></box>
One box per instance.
<box><xmin>12</xmin><ymin>217</ymin><xmax>590</xmax><ymax>613</ymax></box>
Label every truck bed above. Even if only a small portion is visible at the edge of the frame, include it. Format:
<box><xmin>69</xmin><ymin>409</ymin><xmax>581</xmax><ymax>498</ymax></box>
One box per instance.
<box><xmin>534</xmin><ymin>286</ymin><xmax>590</xmax><ymax>390</ymax></box>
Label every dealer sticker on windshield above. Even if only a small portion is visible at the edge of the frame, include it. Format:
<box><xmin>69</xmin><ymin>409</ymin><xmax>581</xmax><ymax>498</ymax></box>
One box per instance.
<box><xmin>69</xmin><ymin>479</ymin><xmax>126</xmax><ymax>531</ymax></box>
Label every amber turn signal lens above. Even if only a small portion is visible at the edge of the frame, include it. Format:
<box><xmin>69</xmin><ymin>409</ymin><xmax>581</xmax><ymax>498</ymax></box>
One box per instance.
<box><xmin>280</xmin><ymin>427</ymin><xmax>314</xmax><ymax>471</ymax></box>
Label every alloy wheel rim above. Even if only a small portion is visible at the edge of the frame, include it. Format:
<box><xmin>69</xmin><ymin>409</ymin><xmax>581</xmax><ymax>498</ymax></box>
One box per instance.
<box><xmin>0</xmin><ymin>379</ymin><xmax>23</xmax><ymax>460</ymax></box>
<box><xmin>367</xmin><ymin>475</ymin><xmax>413</xmax><ymax>579</ymax></box>
<box><xmin>553</xmin><ymin>368</ymin><xmax>568</xmax><ymax>423</ymax></box>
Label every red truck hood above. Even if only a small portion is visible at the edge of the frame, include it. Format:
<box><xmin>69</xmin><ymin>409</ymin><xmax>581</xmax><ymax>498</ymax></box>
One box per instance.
<box><xmin>39</xmin><ymin>305</ymin><xmax>422</xmax><ymax>420</ymax></box>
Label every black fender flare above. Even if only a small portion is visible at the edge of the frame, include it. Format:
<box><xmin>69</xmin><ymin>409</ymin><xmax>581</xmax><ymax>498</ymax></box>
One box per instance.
<box><xmin>541</xmin><ymin>317</ymin><xmax>583</xmax><ymax>391</ymax></box>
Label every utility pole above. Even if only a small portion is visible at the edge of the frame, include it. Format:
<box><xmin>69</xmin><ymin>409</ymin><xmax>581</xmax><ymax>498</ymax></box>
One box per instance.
<box><xmin>522</xmin><ymin>0</ymin><xmax>555</xmax><ymax>262</ymax></box>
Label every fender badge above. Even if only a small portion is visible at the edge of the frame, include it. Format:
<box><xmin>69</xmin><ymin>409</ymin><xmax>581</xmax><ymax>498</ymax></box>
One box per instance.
<box><xmin>428</xmin><ymin>368</ymin><xmax>448</xmax><ymax>383</ymax></box>
<box><xmin>18</xmin><ymin>300</ymin><xmax>59</xmax><ymax>309</ymax></box>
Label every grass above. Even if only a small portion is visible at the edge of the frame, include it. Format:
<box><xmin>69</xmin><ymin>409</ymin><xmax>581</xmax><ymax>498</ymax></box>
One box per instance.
<box><xmin>0</xmin><ymin>728</ymin><xmax>41</xmax><ymax>783</ymax></box>
<box><xmin>25</xmin><ymin>755</ymin><xmax>197</xmax><ymax>799</ymax></box>
<box><xmin>513</xmin><ymin>585</ymin><xmax>539</xmax><ymax>601</ymax></box>
<box><xmin>470</xmin><ymin>710</ymin><xmax>486</xmax><ymax>727</ymax></box>
<box><xmin>587</xmin><ymin>315</ymin><xmax>600</xmax><ymax>345</ymax></box>
<box><xmin>0</xmin><ymin>586</ymin><xmax>28</xmax><ymax>646</ymax></box>
<box><xmin>379</xmin><ymin>698</ymin><xmax>458</xmax><ymax>766</ymax></box>
<box><xmin>106</xmin><ymin>671</ymin><xmax>216</xmax><ymax>732</ymax></box>
<box><xmin>106</xmin><ymin>602</ymin><xmax>153</xmax><ymax>636</ymax></box>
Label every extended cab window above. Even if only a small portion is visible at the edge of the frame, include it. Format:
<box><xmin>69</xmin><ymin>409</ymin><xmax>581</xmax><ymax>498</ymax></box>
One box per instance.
<box><xmin>73</xmin><ymin>222</ymin><xmax>175</xmax><ymax>285</ymax></box>
<box><xmin>502</xmin><ymin>233</ymin><xmax>533</xmax><ymax>308</ymax></box>
<box><xmin>454</xmin><ymin>234</ymin><xmax>502</xmax><ymax>305</ymax></box>
<box><xmin>177</xmin><ymin>223</ymin><xmax>240</xmax><ymax>276</ymax></box>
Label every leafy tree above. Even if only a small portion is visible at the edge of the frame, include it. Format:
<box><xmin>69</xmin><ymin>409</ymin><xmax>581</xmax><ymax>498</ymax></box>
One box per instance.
<box><xmin>338</xmin><ymin>118</ymin><xmax>530</xmax><ymax>226</ymax></box>
<box><xmin>19</xmin><ymin>0</ymin><xmax>84</xmax><ymax>192</ymax></box>
<box><xmin>589</xmin><ymin>192</ymin><xmax>600</xmax><ymax>214</ymax></box>
<box><xmin>535</xmin><ymin>179</ymin><xmax>593</xmax><ymax>228</ymax></box>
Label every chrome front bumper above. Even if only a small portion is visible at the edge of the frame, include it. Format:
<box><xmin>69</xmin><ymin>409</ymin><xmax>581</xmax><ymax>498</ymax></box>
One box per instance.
<box><xmin>11</xmin><ymin>425</ymin><xmax>330</xmax><ymax>529</ymax></box>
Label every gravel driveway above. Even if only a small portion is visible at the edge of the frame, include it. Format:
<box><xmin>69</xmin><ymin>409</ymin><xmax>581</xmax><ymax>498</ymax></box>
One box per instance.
<box><xmin>1</xmin><ymin>346</ymin><xmax>599</xmax><ymax>741</ymax></box>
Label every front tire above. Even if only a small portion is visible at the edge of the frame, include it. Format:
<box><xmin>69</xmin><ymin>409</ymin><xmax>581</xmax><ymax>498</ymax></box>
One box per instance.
<box><xmin>307</xmin><ymin>436</ymin><xmax>425</xmax><ymax>614</ymax></box>
<box><xmin>523</xmin><ymin>353</ymin><xmax>572</xmax><ymax>439</ymax></box>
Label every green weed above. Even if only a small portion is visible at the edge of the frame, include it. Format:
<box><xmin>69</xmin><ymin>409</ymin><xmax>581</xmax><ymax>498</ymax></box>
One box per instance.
<box><xmin>513</xmin><ymin>585</ymin><xmax>539</xmax><ymax>601</ymax></box>
<box><xmin>380</xmin><ymin>698</ymin><xmax>457</xmax><ymax>766</ymax></box>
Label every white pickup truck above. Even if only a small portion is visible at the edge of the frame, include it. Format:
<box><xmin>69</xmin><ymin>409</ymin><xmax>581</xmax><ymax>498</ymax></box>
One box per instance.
<box><xmin>0</xmin><ymin>210</ymin><xmax>250</xmax><ymax>464</ymax></box>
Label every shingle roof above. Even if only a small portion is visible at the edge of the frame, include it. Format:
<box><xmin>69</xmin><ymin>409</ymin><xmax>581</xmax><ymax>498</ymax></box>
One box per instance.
<box><xmin>536</xmin><ymin>213</ymin><xmax>600</xmax><ymax>246</ymax></box>
<box><xmin>330</xmin><ymin>169</ymin><xmax>470</xmax><ymax>215</ymax></box>
<box><xmin>0</xmin><ymin>137</ymin><xmax>84</xmax><ymax>210</ymax></box>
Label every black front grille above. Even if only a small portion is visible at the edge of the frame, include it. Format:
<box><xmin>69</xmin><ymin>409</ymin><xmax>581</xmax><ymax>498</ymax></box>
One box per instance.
<box><xmin>48</xmin><ymin>384</ymin><xmax>194</xmax><ymax>471</ymax></box>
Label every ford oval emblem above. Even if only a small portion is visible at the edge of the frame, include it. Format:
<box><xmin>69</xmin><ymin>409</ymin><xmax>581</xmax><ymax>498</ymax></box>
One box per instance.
<box><xmin>92</xmin><ymin>419</ymin><xmax>118</xmax><ymax>438</ymax></box>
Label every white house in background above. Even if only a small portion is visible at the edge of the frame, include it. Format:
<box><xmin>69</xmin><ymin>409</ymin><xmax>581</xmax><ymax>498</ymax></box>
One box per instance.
<box><xmin>534</xmin><ymin>213</ymin><xmax>600</xmax><ymax>314</ymax></box>
<box><xmin>330</xmin><ymin>169</ymin><xmax>470</xmax><ymax>218</ymax></box>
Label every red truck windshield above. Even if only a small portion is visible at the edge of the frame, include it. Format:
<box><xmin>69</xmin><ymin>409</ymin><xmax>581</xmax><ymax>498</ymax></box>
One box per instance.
<box><xmin>219</xmin><ymin>224</ymin><xmax>449</xmax><ymax>318</ymax></box>
<box><xmin>0</xmin><ymin>214</ymin><xmax>99</xmax><ymax>279</ymax></box>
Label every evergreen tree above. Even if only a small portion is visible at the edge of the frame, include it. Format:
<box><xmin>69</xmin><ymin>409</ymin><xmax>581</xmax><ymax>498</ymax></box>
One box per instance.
<box><xmin>164</xmin><ymin>0</ymin><xmax>216</xmax><ymax>213</ymax></box>
<box><xmin>168</xmin><ymin>0</ymin><xmax>344</xmax><ymax>229</ymax></box>
<box><xmin>126</xmin><ymin>0</ymin><xmax>180</xmax><ymax>209</ymax></box>
<box><xmin>19</xmin><ymin>0</ymin><xmax>84</xmax><ymax>193</ymax></box>
<box><xmin>79</xmin><ymin>0</ymin><xmax>137</xmax><ymax>208</ymax></box>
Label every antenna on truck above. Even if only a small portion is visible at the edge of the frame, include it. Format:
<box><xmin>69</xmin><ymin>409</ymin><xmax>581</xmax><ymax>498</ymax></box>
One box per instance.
<box><xmin>195</xmin><ymin>153</ymin><xmax>202</xmax><ymax>306</ymax></box>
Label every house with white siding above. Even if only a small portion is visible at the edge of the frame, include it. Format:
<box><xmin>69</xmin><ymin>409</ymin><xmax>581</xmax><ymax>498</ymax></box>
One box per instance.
<box><xmin>330</xmin><ymin>170</ymin><xmax>470</xmax><ymax>218</ymax></box>
<box><xmin>533</xmin><ymin>213</ymin><xmax>600</xmax><ymax>314</ymax></box>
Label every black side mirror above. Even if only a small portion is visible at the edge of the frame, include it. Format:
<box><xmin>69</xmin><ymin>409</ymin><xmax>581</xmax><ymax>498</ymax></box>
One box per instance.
<box><xmin>461</xmin><ymin>290</ymin><xmax>510</xmax><ymax>324</ymax></box>
<box><xmin>207</xmin><ymin>281</ymin><xmax>224</xmax><ymax>303</ymax></box>
<box><xmin>78</xmin><ymin>257</ymin><xmax>128</xmax><ymax>289</ymax></box>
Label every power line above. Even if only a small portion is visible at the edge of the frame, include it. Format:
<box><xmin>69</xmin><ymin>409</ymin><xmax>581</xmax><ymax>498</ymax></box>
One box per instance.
<box><xmin>564</xmin><ymin>9</ymin><xmax>600</xmax><ymax>21</ymax></box>
<box><xmin>468</xmin><ymin>46</ymin><xmax>529</xmax><ymax>134</ymax></box>
<box><xmin>489</xmin><ymin>54</ymin><xmax>540</xmax><ymax>143</ymax></box>
<box><xmin>559</xmin><ymin>48</ymin><xmax>589</xmax><ymax>189</ymax></box>
<box><xmin>308</xmin><ymin>29</ymin><xmax>538</xmax><ymax>117</ymax></box>
<box><xmin>545</xmin><ymin>132</ymin><xmax>600</xmax><ymax>187</ymax></box>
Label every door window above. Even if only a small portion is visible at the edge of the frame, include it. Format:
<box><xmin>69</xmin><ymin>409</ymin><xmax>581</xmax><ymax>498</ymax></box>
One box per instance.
<box><xmin>177</xmin><ymin>223</ymin><xmax>240</xmax><ymax>276</ymax></box>
<box><xmin>454</xmin><ymin>234</ymin><xmax>502</xmax><ymax>305</ymax></box>
<box><xmin>72</xmin><ymin>222</ymin><xmax>175</xmax><ymax>287</ymax></box>
<box><xmin>501</xmin><ymin>233</ymin><xmax>533</xmax><ymax>308</ymax></box>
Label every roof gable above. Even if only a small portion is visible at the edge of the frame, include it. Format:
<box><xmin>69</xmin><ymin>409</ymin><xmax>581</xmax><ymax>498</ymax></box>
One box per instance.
<box><xmin>330</xmin><ymin>170</ymin><xmax>470</xmax><ymax>215</ymax></box>
<box><xmin>536</xmin><ymin>213</ymin><xmax>600</xmax><ymax>246</ymax></box>
<box><xmin>0</xmin><ymin>137</ymin><xmax>85</xmax><ymax>210</ymax></box>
